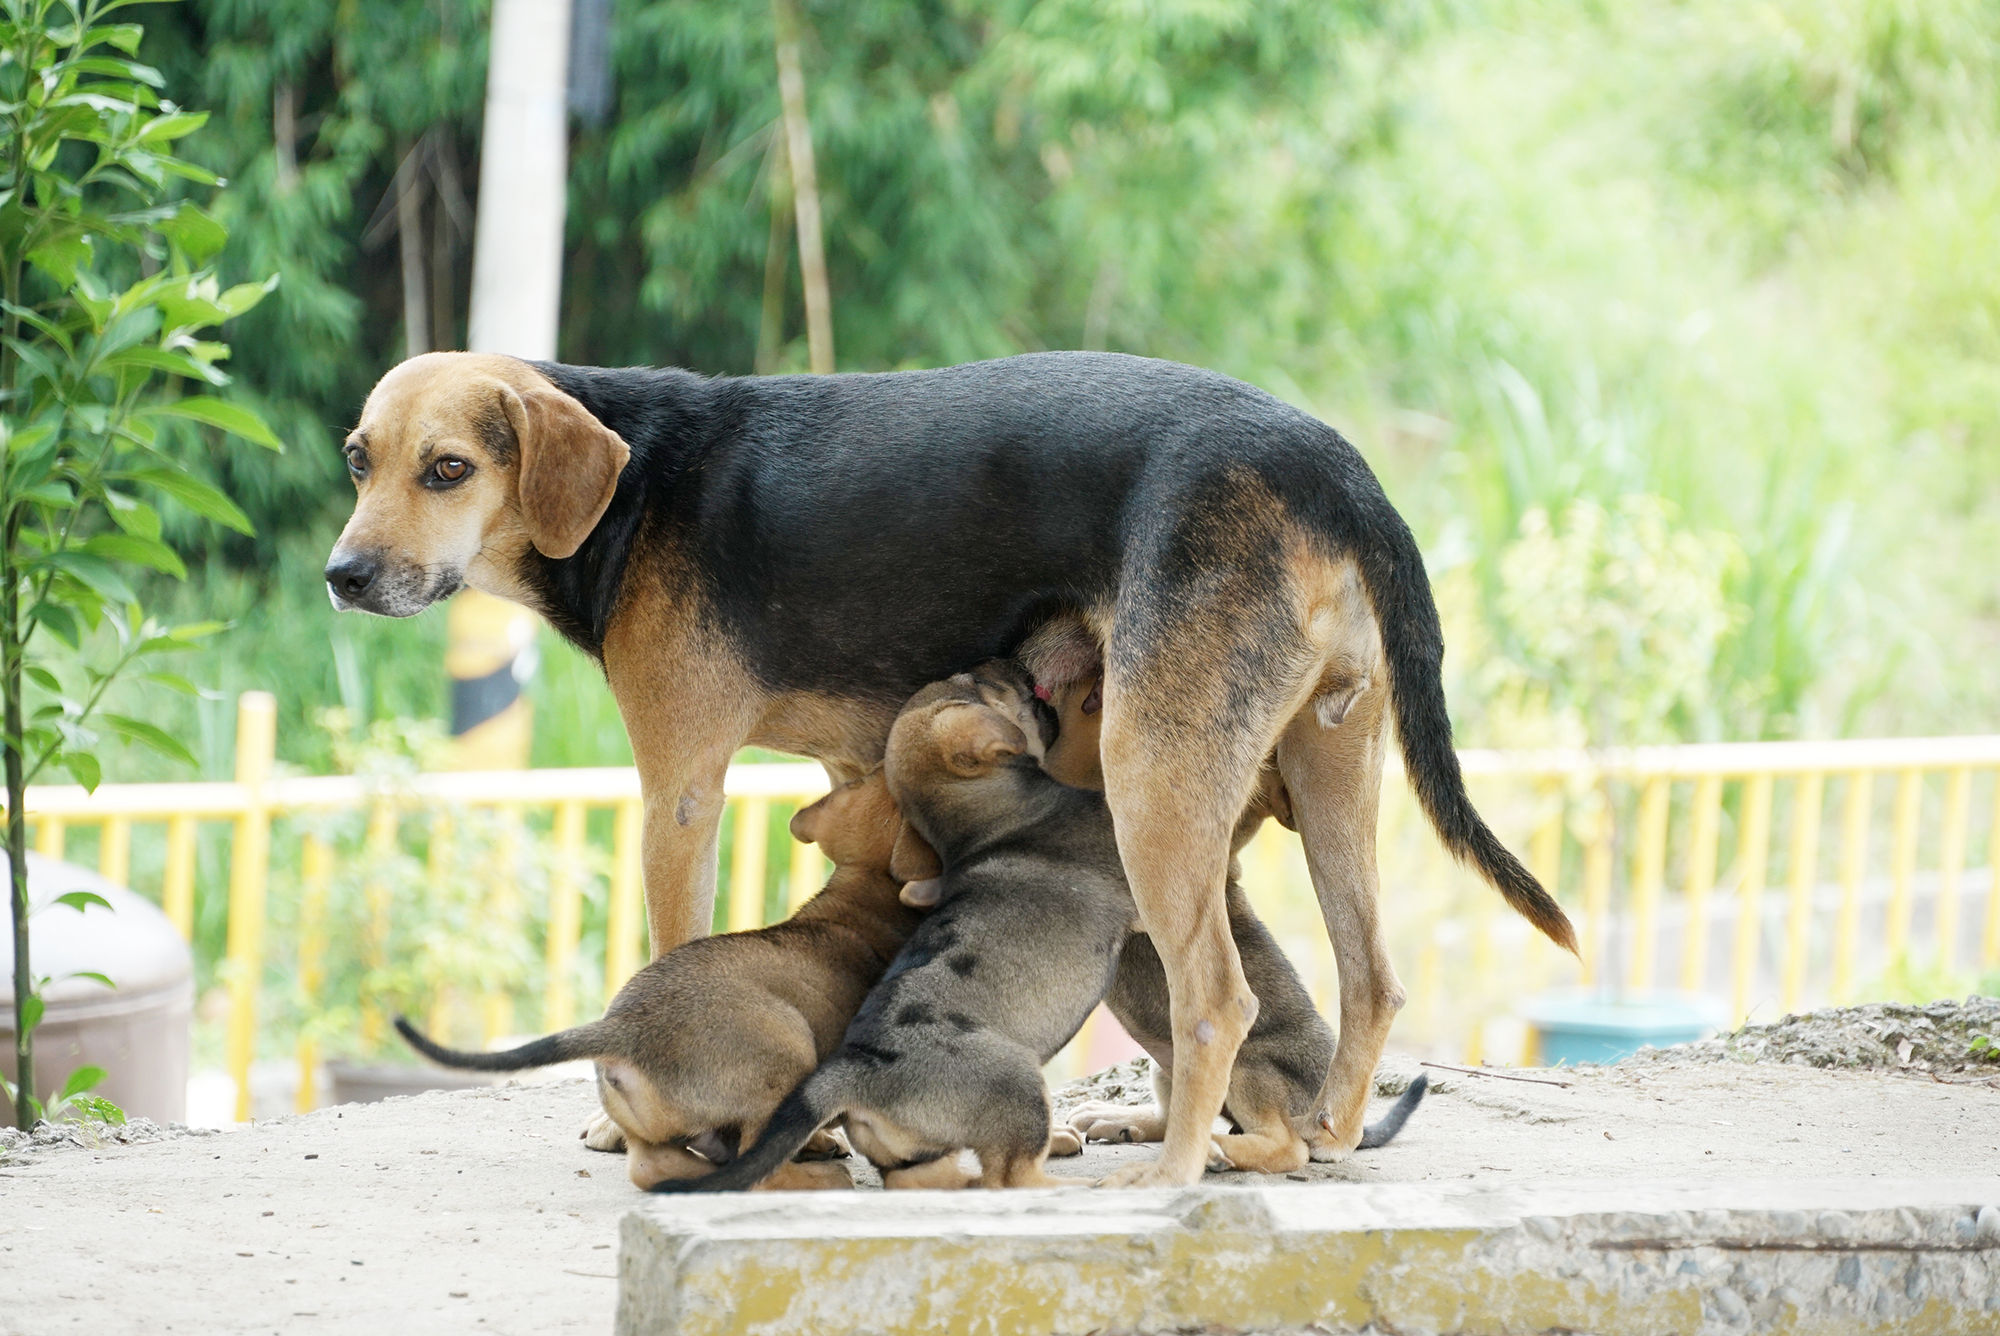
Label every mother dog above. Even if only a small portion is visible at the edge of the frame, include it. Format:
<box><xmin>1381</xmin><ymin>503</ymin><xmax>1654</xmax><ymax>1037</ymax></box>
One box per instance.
<box><xmin>325</xmin><ymin>350</ymin><xmax>1575</xmax><ymax>1187</ymax></box>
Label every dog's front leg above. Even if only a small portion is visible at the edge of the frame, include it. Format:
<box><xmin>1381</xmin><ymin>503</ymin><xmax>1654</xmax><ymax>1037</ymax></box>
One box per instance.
<box><xmin>604</xmin><ymin>622</ymin><xmax>762</xmax><ymax>957</ymax></box>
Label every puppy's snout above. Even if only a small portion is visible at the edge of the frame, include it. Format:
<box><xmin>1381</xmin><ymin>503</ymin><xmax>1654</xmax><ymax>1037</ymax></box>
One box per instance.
<box><xmin>324</xmin><ymin>552</ymin><xmax>379</xmax><ymax>601</ymax></box>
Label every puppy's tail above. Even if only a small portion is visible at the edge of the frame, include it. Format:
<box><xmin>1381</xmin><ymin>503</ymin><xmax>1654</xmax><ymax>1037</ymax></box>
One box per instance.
<box><xmin>1355</xmin><ymin>1072</ymin><xmax>1428</xmax><ymax>1149</ymax></box>
<box><xmin>394</xmin><ymin>1015</ymin><xmax>607</xmax><ymax>1071</ymax></box>
<box><xmin>1356</xmin><ymin>514</ymin><xmax>1578</xmax><ymax>957</ymax></box>
<box><xmin>647</xmin><ymin>1067</ymin><xmax>846</xmax><ymax>1195</ymax></box>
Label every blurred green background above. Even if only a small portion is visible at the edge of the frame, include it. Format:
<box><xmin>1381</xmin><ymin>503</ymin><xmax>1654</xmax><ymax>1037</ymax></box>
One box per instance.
<box><xmin>74</xmin><ymin>0</ymin><xmax>1999</xmax><ymax>785</ymax></box>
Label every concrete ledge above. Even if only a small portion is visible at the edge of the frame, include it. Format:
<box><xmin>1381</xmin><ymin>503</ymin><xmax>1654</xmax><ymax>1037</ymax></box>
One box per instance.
<box><xmin>620</xmin><ymin>1178</ymin><xmax>2000</xmax><ymax>1335</ymax></box>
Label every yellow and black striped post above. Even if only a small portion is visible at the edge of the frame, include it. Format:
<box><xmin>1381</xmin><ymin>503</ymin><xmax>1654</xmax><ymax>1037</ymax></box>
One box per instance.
<box><xmin>446</xmin><ymin>589</ymin><xmax>537</xmax><ymax>770</ymax></box>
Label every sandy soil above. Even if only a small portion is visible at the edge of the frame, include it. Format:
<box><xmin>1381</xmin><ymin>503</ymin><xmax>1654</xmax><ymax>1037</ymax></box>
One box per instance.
<box><xmin>3</xmin><ymin>1043</ymin><xmax>1994</xmax><ymax>1336</ymax></box>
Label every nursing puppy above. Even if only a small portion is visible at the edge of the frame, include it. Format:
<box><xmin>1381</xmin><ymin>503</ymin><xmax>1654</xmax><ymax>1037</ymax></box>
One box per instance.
<box><xmin>394</xmin><ymin>770</ymin><xmax>922</xmax><ymax>1190</ymax></box>
<box><xmin>1024</xmin><ymin>625</ymin><xmax>1427</xmax><ymax>1172</ymax></box>
<box><xmin>654</xmin><ymin>661</ymin><xmax>1136</xmax><ymax>1193</ymax></box>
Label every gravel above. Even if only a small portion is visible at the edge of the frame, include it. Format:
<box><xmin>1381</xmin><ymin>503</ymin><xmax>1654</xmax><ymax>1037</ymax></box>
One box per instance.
<box><xmin>1624</xmin><ymin>996</ymin><xmax>2000</xmax><ymax>1081</ymax></box>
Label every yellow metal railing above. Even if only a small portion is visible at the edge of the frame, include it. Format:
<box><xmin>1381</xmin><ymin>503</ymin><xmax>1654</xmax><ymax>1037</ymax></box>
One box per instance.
<box><xmin>11</xmin><ymin>694</ymin><xmax>2000</xmax><ymax>1119</ymax></box>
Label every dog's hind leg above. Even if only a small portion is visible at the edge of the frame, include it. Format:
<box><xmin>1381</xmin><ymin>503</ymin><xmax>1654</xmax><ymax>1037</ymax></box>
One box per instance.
<box><xmin>1275</xmin><ymin>668</ymin><xmax>1403</xmax><ymax>1159</ymax></box>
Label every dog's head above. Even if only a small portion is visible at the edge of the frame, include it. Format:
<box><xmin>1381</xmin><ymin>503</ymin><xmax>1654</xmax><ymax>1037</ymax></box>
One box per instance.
<box><xmin>885</xmin><ymin>659</ymin><xmax>1055</xmax><ymax>789</ymax></box>
<box><xmin>788</xmin><ymin>768</ymin><xmax>905</xmax><ymax>874</ymax></box>
<box><xmin>324</xmin><ymin>353</ymin><xmax>630</xmax><ymax>617</ymax></box>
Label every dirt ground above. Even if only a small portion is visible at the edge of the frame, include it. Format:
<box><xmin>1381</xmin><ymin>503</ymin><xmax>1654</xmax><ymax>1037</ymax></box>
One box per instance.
<box><xmin>3</xmin><ymin>1007</ymin><xmax>1997</xmax><ymax>1336</ymax></box>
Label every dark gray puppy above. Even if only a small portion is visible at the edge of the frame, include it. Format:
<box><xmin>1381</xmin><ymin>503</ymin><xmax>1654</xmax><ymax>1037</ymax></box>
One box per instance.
<box><xmin>653</xmin><ymin>660</ymin><xmax>1139</xmax><ymax>1192</ymax></box>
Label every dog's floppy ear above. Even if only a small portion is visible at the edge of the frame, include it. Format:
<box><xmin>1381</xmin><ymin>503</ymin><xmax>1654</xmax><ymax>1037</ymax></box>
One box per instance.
<box><xmin>502</xmin><ymin>384</ymin><xmax>631</xmax><ymax>559</ymax></box>
<box><xmin>789</xmin><ymin>792</ymin><xmax>830</xmax><ymax>846</ymax></box>
<box><xmin>945</xmin><ymin>711</ymin><xmax>1028</xmax><ymax>777</ymax></box>
<box><xmin>889</xmin><ymin>821</ymin><xmax>942</xmax><ymax>883</ymax></box>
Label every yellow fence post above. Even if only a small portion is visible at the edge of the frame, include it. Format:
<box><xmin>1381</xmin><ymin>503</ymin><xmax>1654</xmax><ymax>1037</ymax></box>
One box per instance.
<box><xmin>1679</xmin><ymin>775</ymin><xmax>1722</xmax><ymax>992</ymax></box>
<box><xmin>1628</xmin><ymin>776</ymin><xmax>1668</xmax><ymax>992</ymax></box>
<box><xmin>544</xmin><ymin>800</ymin><xmax>586</xmax><ymax>1031</ymax></box>
<box><xmin>728</xmin><ymin>799</ymin><xmax>770</xmax><ymax>932</ymax></box>
<box><xmin>1886</xmin><ymin>768</ymin><xmax>1922</xmax><ymax>963</ymax></box>
<box><xmin>358</xmin><ymin>801</ymin><xmax>397</xmax><ymax>1050</ymax></box>
<box><xmin>1730</xmin><ymin>774</ymin><xmax>1772</xmax><ymax>1025</ymax></box>
<box><xmin>425</xmin><ymin>811</ymin><xmax>456</xmax><ymax>1039</ymax></box>
<box><xmin>223</xmin><ymin>691</ymin><xmax>277</xmax><ymax>1123</ymax></box>
<box><xmin>295</xmin><ymin>834</ymin><xmax>332</xmax><ymax>1113</ymax></box>
<box><xmin>1782</xmin><ymin>773</ymin><xmax>1823</xmax><ymax>1013</ymax></box>
<box><xmin>1579</xmin><ymin>779</ymin><xmax>1612</xmax><ymax>988</ymax></box>
<box><xmin>1985</xmin><ymin>773</ymin><xmax>2000</xmax><ymax>969</ymax></box>
<box><xmin>98</xmin><ymin>815</ymin><xmax>130</xmax><ymax>888</ymax></box>
<box><xmin>161</xmin><ymin>814</ymin><xmax>196</xmax><ymax>940</ymax></box>
<box><xmin>606</xmin><ymin>800</ymin><xmax>644</xmax><ymax>991</ymax></box>
<box><xmin>1833</xmin><ymin>771</ymin><xmax>1872</xmax><ymax>1002</ymax></box>
<box><xmin>34</xmin><ymin>816</ymin><xmax>62</xmax><ymax>859</ymax></box>
<box><xmin>482</xmin><ymin>804</ymin><xmax>523</xmax><ymax>1044</ymax></box>
<box><xmin>1935</xmin><ymin>767</ymin><xmax>1968</xmax><ymax>972</ymax></box>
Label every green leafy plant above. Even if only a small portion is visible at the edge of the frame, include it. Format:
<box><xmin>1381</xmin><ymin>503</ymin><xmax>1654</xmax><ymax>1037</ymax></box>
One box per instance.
<box><xmin>2</xmin><ymin>0</ymin><xmax>277</xmax><ymax>1129</ymax></box>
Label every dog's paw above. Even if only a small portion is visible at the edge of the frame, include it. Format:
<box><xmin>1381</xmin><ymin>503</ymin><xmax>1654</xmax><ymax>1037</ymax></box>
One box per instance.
<box><xmin>1068</xmin><ymin>1101</ymin><xmax>1165</xmax><ymax>1146</ymax></box>
<box><xmin>798</xmin><ymin>1127</ymin><xmax>852</xmax><ymax>1161</ymax></box>
<box><xmin>1094</xmin><ymin>1156</ymin><xmax>1200</xmax><ymax>1190</ymax></box>
<box><xmin>1205</xmin><ymin>1139</ymin><xmax>1236</xmax><ymax>1174</ymax></box>
<box><xmin>581</xmin><ymin>1109</ymin><xmax>627</xmax><ymax>1153</ymax></box>
<box><xmin>1045</xmin><ymin>1126</ymin><xmax>1084</xmax><ymax>1157</ymax></box>
<box><xmin>764</xmin><ymin>1159</ymin><xmax>856</xmax><ymax>1191</ymax></box>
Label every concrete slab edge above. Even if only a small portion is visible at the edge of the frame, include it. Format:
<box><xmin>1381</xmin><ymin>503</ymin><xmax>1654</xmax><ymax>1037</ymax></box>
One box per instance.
<box><xmin>619</xmin><ymin>1177</ymin><xmax>2000</xmax><ymax>1335</ymax></box>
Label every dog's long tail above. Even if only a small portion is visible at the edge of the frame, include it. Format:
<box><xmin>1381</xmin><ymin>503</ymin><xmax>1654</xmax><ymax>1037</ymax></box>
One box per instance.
<box><xmin>647</xmin><ymin>1066</ymin><xmax>847</xmax><ymax>1195</ymax></box>
<box><xmin>1354</xmin><ymin>512</ymin><xmax>1578</xmax><ymax>956</ymax></box>
<box><xmin>394</xmin><ymin>1015</ymin><xmax>607</xmax><ymax>1071</ymax></box>
<box><xmin>1355</xmin><ymin>1072</ymin><xmax>1428</xmax><ymax>1149</ymax></box>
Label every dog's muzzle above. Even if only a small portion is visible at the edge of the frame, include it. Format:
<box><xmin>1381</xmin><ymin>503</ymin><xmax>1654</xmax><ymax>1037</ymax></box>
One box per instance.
<box><xmin>325</xmin><ymin>550</ymin><xmax>454</xmax><ymax>617</ymax></box>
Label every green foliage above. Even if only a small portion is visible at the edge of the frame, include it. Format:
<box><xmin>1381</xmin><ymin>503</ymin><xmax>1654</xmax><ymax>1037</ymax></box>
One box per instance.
<box><xmin>1</xmin><ymin>0</ymin><xmax>274</xmax><ymax>1127</ymax></box>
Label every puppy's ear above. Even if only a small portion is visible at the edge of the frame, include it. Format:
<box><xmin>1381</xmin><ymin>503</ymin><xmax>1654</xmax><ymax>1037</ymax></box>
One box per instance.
<box><xmin>899</xmin><ymin>878</ymin><xmax>942</xmax><ymax>909</ymax></box>
<box><xmin>946</xmin><ymin>714</ymin><xmax>1028</xmax><ymax>777</ymax></box>
<box><xmin>503</xmin><ymin>384</ymin><xmax>631</xmax><ymax>559</ymax></box>
<box><xmin>889</xmin><ymin>821</ymin><xmax>942</xmax><ymax>883</ymax></box>
<box><xmin>789</xmin><ymin>792</ymin><xmax>830</xmax><ymax>846</ymax></box>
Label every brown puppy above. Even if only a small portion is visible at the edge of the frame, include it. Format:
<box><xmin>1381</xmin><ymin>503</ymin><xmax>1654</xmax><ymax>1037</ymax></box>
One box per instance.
<box><xmin>1022</xmin><ymin>626</ymin><xmax>1427</xmax><ymax>1172</ymax></box>
<box><xmin>654</xmin><ymin>662</ymin><xmax>1145</xmax><ymax>1194</ymax></box>
<box><xmin>395</xmin><ymin>770</ymin><xmax>922</xmax><ymax>1190</ymax></box>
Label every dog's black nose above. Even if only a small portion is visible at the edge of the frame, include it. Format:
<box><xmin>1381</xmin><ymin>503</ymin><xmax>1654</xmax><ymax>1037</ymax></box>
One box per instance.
<box><xmin>325</xmin><ymin>554</ymin><xmax>378</xmax><ymax>600</ymax></box>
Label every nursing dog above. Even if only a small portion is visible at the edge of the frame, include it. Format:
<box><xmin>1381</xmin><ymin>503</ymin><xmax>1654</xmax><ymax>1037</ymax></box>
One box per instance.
<box><xmin>393</xmin><ymin>770</ymin><xmax>921</xmax><ymax>1189</ymax></box>
<box><xmin>328</xmin><ymin>350</ymin><xmax>1576</xmax><ymax>1186</ymax></box>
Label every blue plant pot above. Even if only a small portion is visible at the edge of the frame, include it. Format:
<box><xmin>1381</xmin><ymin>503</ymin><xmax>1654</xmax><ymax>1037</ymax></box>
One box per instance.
<box><xmin>1520</xmin><ymin>990</ymin><xmax>1725</xmax><ymax>1066</ymax></box>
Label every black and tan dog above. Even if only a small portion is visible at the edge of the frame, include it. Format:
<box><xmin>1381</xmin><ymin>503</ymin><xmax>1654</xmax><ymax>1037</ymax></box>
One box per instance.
<box><xmin>327</xmin><ymin>350</ymin><xmax>1576</xmax><ymax>1186</ymax></box>
<box><xmin>655</xmin><ymin>663</ymin><xmax>1134</xmax><ymax>1193</ymax></box>
<box><xmin>392</xmin><ymin>769</ymin><xmax>922</xmax><ymax>1190</ymax></box>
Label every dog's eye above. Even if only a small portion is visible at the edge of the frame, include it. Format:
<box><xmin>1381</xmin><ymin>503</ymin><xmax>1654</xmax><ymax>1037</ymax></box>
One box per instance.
<box><xmin>342</xmin><ymin>445</ymin><xmax>367</xmax><ymax>477</ymax></box>
<box><xmin>431</xmin><ymin>457</ymin><xmax>470</xmax><ymax>486</ymax></box>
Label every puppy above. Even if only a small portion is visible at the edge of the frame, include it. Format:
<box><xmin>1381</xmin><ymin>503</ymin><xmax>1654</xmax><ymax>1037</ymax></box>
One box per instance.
<box><xmin>653</xmin><ymin>661</ymin><xmax>1137</xmax><ymax>1193</ymax></box>
<box><xmin>1024</xmin><ymin>621</ymin><xmax>1427</xmax><ymax>1171</ymax></box>
<box><xmin>394</xmin><ymin>770</ymin><xmax>923</xmax><ymax>1190</ymax></box>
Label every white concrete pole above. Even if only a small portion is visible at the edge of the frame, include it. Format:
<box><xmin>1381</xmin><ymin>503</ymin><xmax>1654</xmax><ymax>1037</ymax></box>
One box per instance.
<box><xmin>454</xmin><ymin>0</ymin><xmax>574</xmax><ymax>769</ymax></box>
<box><xmin>467</xmin><ymin>0</ymin><xmax>573</xmax><ymax>360</ymax></box>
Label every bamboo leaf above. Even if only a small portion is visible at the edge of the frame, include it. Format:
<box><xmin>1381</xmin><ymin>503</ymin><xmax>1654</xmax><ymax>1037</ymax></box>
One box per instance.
<box><xmin>61</xmin><ymin>751</ymin><xmax>101</xmax><ymax>793</ymax></box>
<box><xmin>101</xmin><ymin>713</ymin><xmax>198</xmax><ymax>768</ymax></box>
<box><xmin>113</xmin><ymin>466</ymin><xmax>254</xmax><ymax>534</ymax></box>
<box><xmin>140</xmin><ymin>396</ymin><xmax>283</xmax><ymax>450</ymax></box>
<box><xmin>78</xmin><ymin>532</ymin><xmax>187</xmax><ymax>579</ymax></box>
<box><xmin>54</xmin><ymin>890</ymin><xmax>111</xmax><ymax>915</ymax></box>
<box><xmin>58</xmin><ymin>1066</ymin><xmax>107</xmax><ymax>1101</ymax></box>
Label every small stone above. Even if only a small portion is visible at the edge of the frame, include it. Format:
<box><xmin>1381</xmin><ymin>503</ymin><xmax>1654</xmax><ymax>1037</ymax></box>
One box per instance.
<box><xmin>1904</xmin><ymin>1267</ymin><xmax>1926</xmax><ymax>1301</ymax></box>
<box><xmin>1774</xmin><ymin>1286</ymin><xmax>1807</xmax><ymax>1309</ymax></box>
<box><xmin>1975</xmin><ymin>1205</ymin><xmax>2000</xmax><ymax>1242</ymax></box>
<box><xmin>1770</xmin><ymin>1210</ymin><xmax>1808</xmax><ymax>1235</ymax></box>
<box><xmin>1710</xmin><ymin>1286</ymin><xmax>1748</xmax><ymax>1322</ymax></box>
<box><xmin>1836</xmin><ymin>1256</ymin><xmax>1863</xmax><ymax>1289</ymax></box>
<box><xmin>1874</xmin><ymin>1288</ymin><xmax>1897</xmax><ymax>1317</ymax></box>
<box><xmin>1679</xmin><ymin>1259</ymin><xmax>1704</xmax><ymax>1277</ymax></box>
<box><xmin>1523</xmin><ymin>1216</ymin><xmax>1562</xmax><ymax>1242</ymax></box>
<box><xmin>1817</xmin><ymin>1211</ymin><xmax>1854</xmax><ymax>1238</ymax></box>
<box><xmin>1956</xmin><ymin>1215</ymin><xmax>1978</xmax><ymax>1242</ymax></box>
<box><xmin>1740</xmin><ymin>1276</ymin><xmax>1769</xmax><ymax>1302</ymax></box>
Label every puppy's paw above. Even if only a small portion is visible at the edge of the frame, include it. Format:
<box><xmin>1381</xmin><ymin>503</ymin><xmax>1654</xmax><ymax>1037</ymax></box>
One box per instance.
<box><xmin>763</xmin><ymin>1159</ymin><xmax>856</xmax><ymax>1191</ymax></box>
<box><xmin>798</xmin><ymin>1127</ymin><xmax>852</xmax><ymax>1160</ymax></box>
<box><xmin>1068</xmin><ymin>1101</ymin><xmax>1165</xmax><ymax>1146</ymax></box>
<box><xmin>1205</xmin><ymin>1139</ymin><xmax>1236</xmax><ymax>1174</ymax></box>
<box><xmin>1045</xmin><ymin>1126</ymin><xmax>1084</xmax><ymax>1157</ymax></box>
<box><xmin>581</xmin><ymin>1109</ymin><xmax>627</xmax><ymax>1153</ymax></box>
